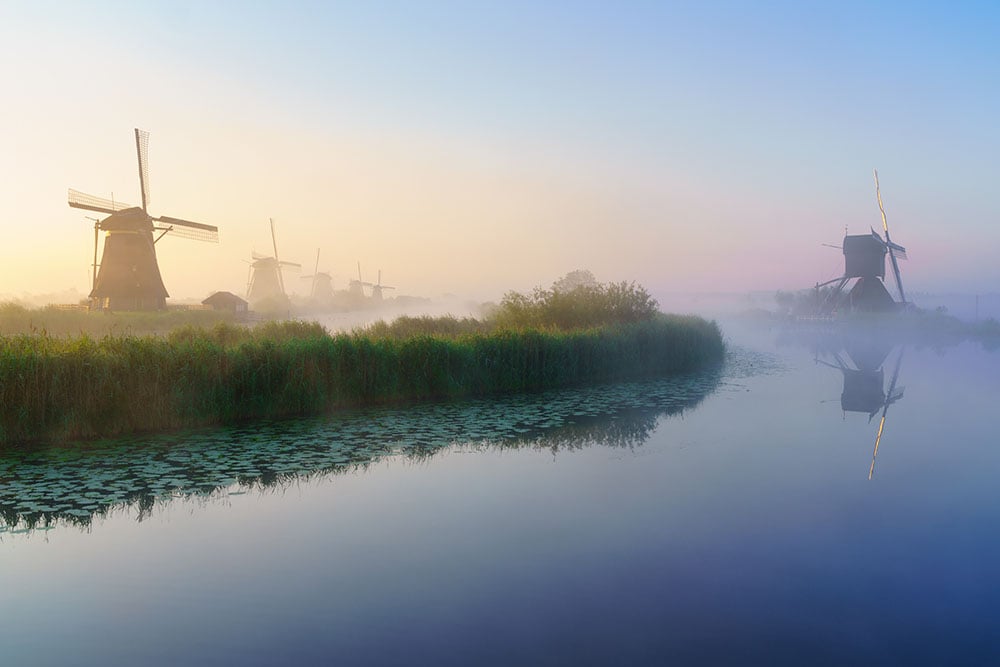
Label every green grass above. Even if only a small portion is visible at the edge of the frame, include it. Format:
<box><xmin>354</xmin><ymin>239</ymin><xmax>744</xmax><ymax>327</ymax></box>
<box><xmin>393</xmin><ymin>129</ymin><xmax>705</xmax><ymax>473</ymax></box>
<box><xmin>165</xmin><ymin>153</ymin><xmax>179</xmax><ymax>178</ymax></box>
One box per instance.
<box><xmin>0</xmin><ymin>301</ymin><xmax>235</xmax><ymax>337</ymax></box>
<box><xmin>0</xmin><ymin>315</ymin><xmax>724</xmax><ymax>444</ymax></box>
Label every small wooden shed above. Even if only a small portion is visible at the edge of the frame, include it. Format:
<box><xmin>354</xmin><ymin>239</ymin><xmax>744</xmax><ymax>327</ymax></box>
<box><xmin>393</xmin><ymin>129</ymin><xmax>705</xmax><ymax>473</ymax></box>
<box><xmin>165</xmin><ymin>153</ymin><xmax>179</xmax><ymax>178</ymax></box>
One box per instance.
<box><xmin>202</xmin><ymin>291</ymin><xmax>249</xmax><ymax>314</ymax></box>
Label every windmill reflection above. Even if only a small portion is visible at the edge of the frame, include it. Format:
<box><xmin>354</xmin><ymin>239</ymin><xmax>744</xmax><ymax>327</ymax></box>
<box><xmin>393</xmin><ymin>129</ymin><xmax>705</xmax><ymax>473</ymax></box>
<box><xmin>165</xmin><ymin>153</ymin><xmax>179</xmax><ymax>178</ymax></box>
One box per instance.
<box><xmin>817</xmin><ymin>339</ymin><xmax>905</xmax><ymax>479</ymax></box>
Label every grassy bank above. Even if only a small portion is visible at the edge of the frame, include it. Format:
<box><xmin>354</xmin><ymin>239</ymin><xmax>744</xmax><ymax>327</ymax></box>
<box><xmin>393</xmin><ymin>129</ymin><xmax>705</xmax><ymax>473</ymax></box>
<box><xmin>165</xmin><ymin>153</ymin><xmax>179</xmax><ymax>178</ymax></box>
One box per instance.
<box><xmin>0</xmin><ymin>316</ymin><xmax>723</xmax><ymax>444</ymax></box>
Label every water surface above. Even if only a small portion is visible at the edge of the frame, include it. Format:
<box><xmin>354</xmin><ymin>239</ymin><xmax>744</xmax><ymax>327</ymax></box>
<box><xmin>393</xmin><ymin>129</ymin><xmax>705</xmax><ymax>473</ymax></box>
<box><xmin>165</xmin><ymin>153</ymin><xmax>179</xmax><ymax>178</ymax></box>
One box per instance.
<box><xmin>2</xmin><ymin>322</ymin><xmax>998</xmax><ymax>665</ymax></box>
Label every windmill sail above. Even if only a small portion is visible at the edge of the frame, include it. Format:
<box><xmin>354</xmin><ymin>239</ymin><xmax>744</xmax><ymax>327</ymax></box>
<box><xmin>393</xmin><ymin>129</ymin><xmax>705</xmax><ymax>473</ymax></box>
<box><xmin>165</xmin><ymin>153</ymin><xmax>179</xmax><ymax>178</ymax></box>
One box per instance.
<box><xmin>874</xmin><ymin>168</ymin><xmax>906</xmax><ymax>304</ymax></box>
<box><xmin>155</xmin><ymin>215</ymin><xmax>219</xmax><ymax>243</ymax></box>
<box><xmin>135</xmin><ymin>128</ymin><xmax>150</xmax><ymax>212</ymax></box>
<box><xmin>68</xmin><ymin>189</ymin><xmax>132</xmax><ymax>214</ymax></box>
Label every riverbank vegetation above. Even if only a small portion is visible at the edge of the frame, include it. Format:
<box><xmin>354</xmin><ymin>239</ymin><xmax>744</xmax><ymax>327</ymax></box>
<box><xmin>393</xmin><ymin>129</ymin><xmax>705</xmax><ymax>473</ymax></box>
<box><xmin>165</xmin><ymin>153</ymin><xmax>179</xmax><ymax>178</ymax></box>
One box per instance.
<box><xmin>0</xmin><ymin>273</ymin><xmax>724</xmax><ymax>444</ymax></box>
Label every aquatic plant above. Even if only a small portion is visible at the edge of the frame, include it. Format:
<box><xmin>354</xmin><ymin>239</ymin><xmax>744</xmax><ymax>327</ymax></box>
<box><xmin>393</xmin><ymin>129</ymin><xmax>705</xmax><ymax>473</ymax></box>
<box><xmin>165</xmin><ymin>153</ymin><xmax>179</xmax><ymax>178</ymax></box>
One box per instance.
<box><xmin>0</xmin><ymin>364</ymin><xmax>724</xmax><ymax>530</ymax></box>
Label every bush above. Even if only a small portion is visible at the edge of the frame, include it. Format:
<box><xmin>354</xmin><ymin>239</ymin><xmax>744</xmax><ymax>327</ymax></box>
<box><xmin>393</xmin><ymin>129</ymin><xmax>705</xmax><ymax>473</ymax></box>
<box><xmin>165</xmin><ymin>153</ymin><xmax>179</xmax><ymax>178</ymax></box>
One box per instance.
<box><xmin>492</xmin><ymin>272</ymin><xmax>659</xmax><ymax>330</ymax></box>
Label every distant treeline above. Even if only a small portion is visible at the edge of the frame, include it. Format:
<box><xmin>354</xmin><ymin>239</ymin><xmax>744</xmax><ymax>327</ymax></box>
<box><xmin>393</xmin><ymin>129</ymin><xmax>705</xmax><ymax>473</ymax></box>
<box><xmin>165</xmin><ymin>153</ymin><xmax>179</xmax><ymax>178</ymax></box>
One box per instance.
<box><xmin>0</xmin><ymin>272</ymin><xmax>725</xmax><ymax>444</ymax></box>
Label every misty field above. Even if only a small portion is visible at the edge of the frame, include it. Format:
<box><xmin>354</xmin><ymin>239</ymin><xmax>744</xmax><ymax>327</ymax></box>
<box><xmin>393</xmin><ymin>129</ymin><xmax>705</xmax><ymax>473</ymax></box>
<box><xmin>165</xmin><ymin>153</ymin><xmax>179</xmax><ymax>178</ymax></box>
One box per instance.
<box><xmin>0</xmin><ymin>315</ymin><xmax>723</xmax><ymax>444</ymax></box>
<box><xmin>0</xmin><ymin>302</ymin><xmax>236</xmax><ymax>337</ymax></box>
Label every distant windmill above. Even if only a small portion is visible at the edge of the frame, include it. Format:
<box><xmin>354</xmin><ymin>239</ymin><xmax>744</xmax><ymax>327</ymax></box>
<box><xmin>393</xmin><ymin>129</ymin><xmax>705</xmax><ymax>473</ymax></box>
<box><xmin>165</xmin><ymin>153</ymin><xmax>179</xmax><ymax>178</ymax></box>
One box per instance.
<box><xmin>348</xmin><ymin>261</ymin><xmax>373</xmax><ymax>297</ymax></box>
<box><xmin>247</xmin><ymin>218</ymin><xmax>301</xmax><ymax>306</ymax></box>
<box><xmin>68</xmin><ymin>128</ymin><xmax>219</xmax><ymax>310</ymax></box>
<box><xmin>371</xmin><ymin>269</ymin><xmax>396</xmax><ymax>301</ymax></box>
<box><xmin>816</xmin><ymin>169</ymin><xmax>908</xmax><ymax>315</ymax></box>
<box><xmin>301</xmin><ymin>248</ymin><xmax>334</xmax><ymax>300</ymax></box>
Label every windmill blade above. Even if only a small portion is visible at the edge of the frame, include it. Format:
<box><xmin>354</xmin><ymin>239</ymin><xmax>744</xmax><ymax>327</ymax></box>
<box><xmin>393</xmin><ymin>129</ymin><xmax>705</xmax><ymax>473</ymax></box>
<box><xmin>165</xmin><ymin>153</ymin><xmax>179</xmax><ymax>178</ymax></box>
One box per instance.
<box><xmin>278</xmin><ymin>261</ymin><xmax>302</xmax><ymax>269</ymax></box>
<box><xmin>153</xmin><ymin>224</ymin><xmax>218</xmax><ymax>243</ymax></box>
<box><xmin>270</xmin><ymin>218</ymin><xmax>280</xmax><ymax>261</ymax></box>
<box><xmin>270</xmin><ymin>218</ymin><xmax>285</xmax><ymax>296</ymax></box>
<box><xmin>154</xmin><ymin>216</ymin><xmax>219</xmax><ymax>243</ymax></box>
<box><xmin>874</xmin><ymin>169</ymin><xmax>890</xmax><ymax>236</ymax></box>
<box><xmin>312</xmin><ymin>249</ymin><xmax>321</xmax><ymax>297</ymax></box>
<box><xmin>887</xmin><ymin>242</ymin><xmax>908</xmax><ymax>260</ymax></box>
<box><xmin>68</xmin><ymin>189</ymin><xmax>132</xmax><ymax>214</ymax></box>
<box><xmin>156</xmin><ymin>215</ymin><xmax>217</xmax><ymax>233</ymax></box>
<box><xmin>873</xmin><ymin>169</ymin><xmax>907</xmax><ymax>304</ymax></box>
<box><xmin>135</xmin><ymin>128</ymin><xmax>150</xmax><ymax>213</ymax></box>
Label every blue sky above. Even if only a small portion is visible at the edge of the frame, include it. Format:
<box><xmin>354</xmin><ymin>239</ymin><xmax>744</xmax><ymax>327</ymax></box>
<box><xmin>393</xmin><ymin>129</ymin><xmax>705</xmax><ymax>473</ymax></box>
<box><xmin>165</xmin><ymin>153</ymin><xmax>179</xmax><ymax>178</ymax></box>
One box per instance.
<box><xmin>2</xmin><ymin>1</ymin><xmax>998</xmax><ymax>300</ymax></box>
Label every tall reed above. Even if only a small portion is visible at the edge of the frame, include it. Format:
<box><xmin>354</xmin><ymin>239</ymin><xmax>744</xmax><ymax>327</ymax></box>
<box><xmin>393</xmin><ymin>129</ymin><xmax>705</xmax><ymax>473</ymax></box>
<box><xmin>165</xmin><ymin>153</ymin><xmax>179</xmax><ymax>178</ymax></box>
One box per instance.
<box><xmin>0</xmin><ymin>316</ymin><xmax>723</xmax><ymax>444</ymax></box>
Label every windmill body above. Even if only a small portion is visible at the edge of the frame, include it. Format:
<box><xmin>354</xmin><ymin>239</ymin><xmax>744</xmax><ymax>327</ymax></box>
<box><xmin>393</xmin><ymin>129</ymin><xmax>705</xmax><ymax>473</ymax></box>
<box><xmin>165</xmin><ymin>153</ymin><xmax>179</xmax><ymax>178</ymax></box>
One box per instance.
<box><xmin>842</xmin><ymin>232</ymin><xmax>896</xmax><ymax>313</ymax></box>
<box><xmin>247</xmin><ymin>257</ymin><xmax>285</xmax><ymax>305</ymax></box>
<box><xmin>308</xmin><ymin>272</ymin><xmax>334</xmax><ymax>300</ymax></box>
<box><xmin>90</xmin><ymin>207</ymin><xmax>170</xmax><ymax>310</ymax></box>
<box><xmin>68</xmin><ymin>129</ymin><xmax>219</xmax><ymax>311</ymax></box>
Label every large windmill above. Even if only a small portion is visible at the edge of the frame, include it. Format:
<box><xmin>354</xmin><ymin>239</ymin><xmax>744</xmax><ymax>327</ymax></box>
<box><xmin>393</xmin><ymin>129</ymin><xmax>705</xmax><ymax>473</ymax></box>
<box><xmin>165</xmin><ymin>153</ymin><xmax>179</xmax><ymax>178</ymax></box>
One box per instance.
<box><xmin>301</xmin><ymin>248</ymin><xmax>334</xmax><ymax>301</ymax></box>
<box><xmin>68</xmin><ymin>128</ymin><xmax>219</xmax><ymax>311</ymax></box>
<box><xmin>816</xmin><ymin>170</ymin><xmax>909</xmax><ymax>315</ymax></box>
<box><xmin>247</xmin><ymin>218</ymin><xmax>301</xmax><ymax>307</ymax></box>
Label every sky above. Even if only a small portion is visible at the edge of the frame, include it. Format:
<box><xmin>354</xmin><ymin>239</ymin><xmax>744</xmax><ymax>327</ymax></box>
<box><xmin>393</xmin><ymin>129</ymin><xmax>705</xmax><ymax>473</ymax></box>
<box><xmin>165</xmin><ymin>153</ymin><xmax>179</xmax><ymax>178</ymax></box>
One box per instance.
<box><xmin>1</xmin><ymin>1</ymin><xmax>998</xmax><ymax>304</ymax></box>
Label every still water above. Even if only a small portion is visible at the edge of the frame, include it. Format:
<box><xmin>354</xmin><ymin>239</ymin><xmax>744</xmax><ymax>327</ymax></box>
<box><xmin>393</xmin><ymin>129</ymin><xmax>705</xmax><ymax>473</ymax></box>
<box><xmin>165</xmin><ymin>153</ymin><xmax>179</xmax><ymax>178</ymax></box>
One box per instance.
<box><xmin>2</xmin><ymin>322</ymin><xmax>999</xmax><ymax>665</ymax></box>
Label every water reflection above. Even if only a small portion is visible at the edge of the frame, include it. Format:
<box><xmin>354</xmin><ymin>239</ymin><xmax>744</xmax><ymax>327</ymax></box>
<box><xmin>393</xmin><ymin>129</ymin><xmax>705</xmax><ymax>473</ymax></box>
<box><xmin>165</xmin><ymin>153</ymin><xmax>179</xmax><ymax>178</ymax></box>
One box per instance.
<box><xmin>816</xmin><ymin>339</ymin><xmax>905</xmax><ymax>479</ymax></box>
<box><xmin>0</xmin><ymin>364</ymin><xmax>724</xmax><ymax>532</ymax></box>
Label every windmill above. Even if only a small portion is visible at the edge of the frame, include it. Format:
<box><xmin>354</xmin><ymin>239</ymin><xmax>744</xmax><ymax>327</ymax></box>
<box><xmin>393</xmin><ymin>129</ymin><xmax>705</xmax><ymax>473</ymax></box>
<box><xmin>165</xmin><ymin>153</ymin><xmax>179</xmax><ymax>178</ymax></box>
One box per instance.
<box><xmin>815</xmin><ymin>170</ymin><xmax>909</xmax><ymax>315</ymax></box>
<box><xmin>371</xmin><ymin>269</ymin><xmax>396</xmax><ymax>301</ymax></box>
<box><xmin>301</xmin><ymin>248</ymin><xmax>334</xmax><ymax>301</ymax></box>
<box><xmin>68</xmin><ymin>128</ymin><xmax>219</xmax><ymax>311</ymax></box>
<box><xmin>348</xmin><ymin>261</ymin><xmax>373</xmax><ymax>297</ymax></box>
<box><xmin>247</xmin><ymin>218</ymin><xmax>301</xmax><ymax>307</ymax></box>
